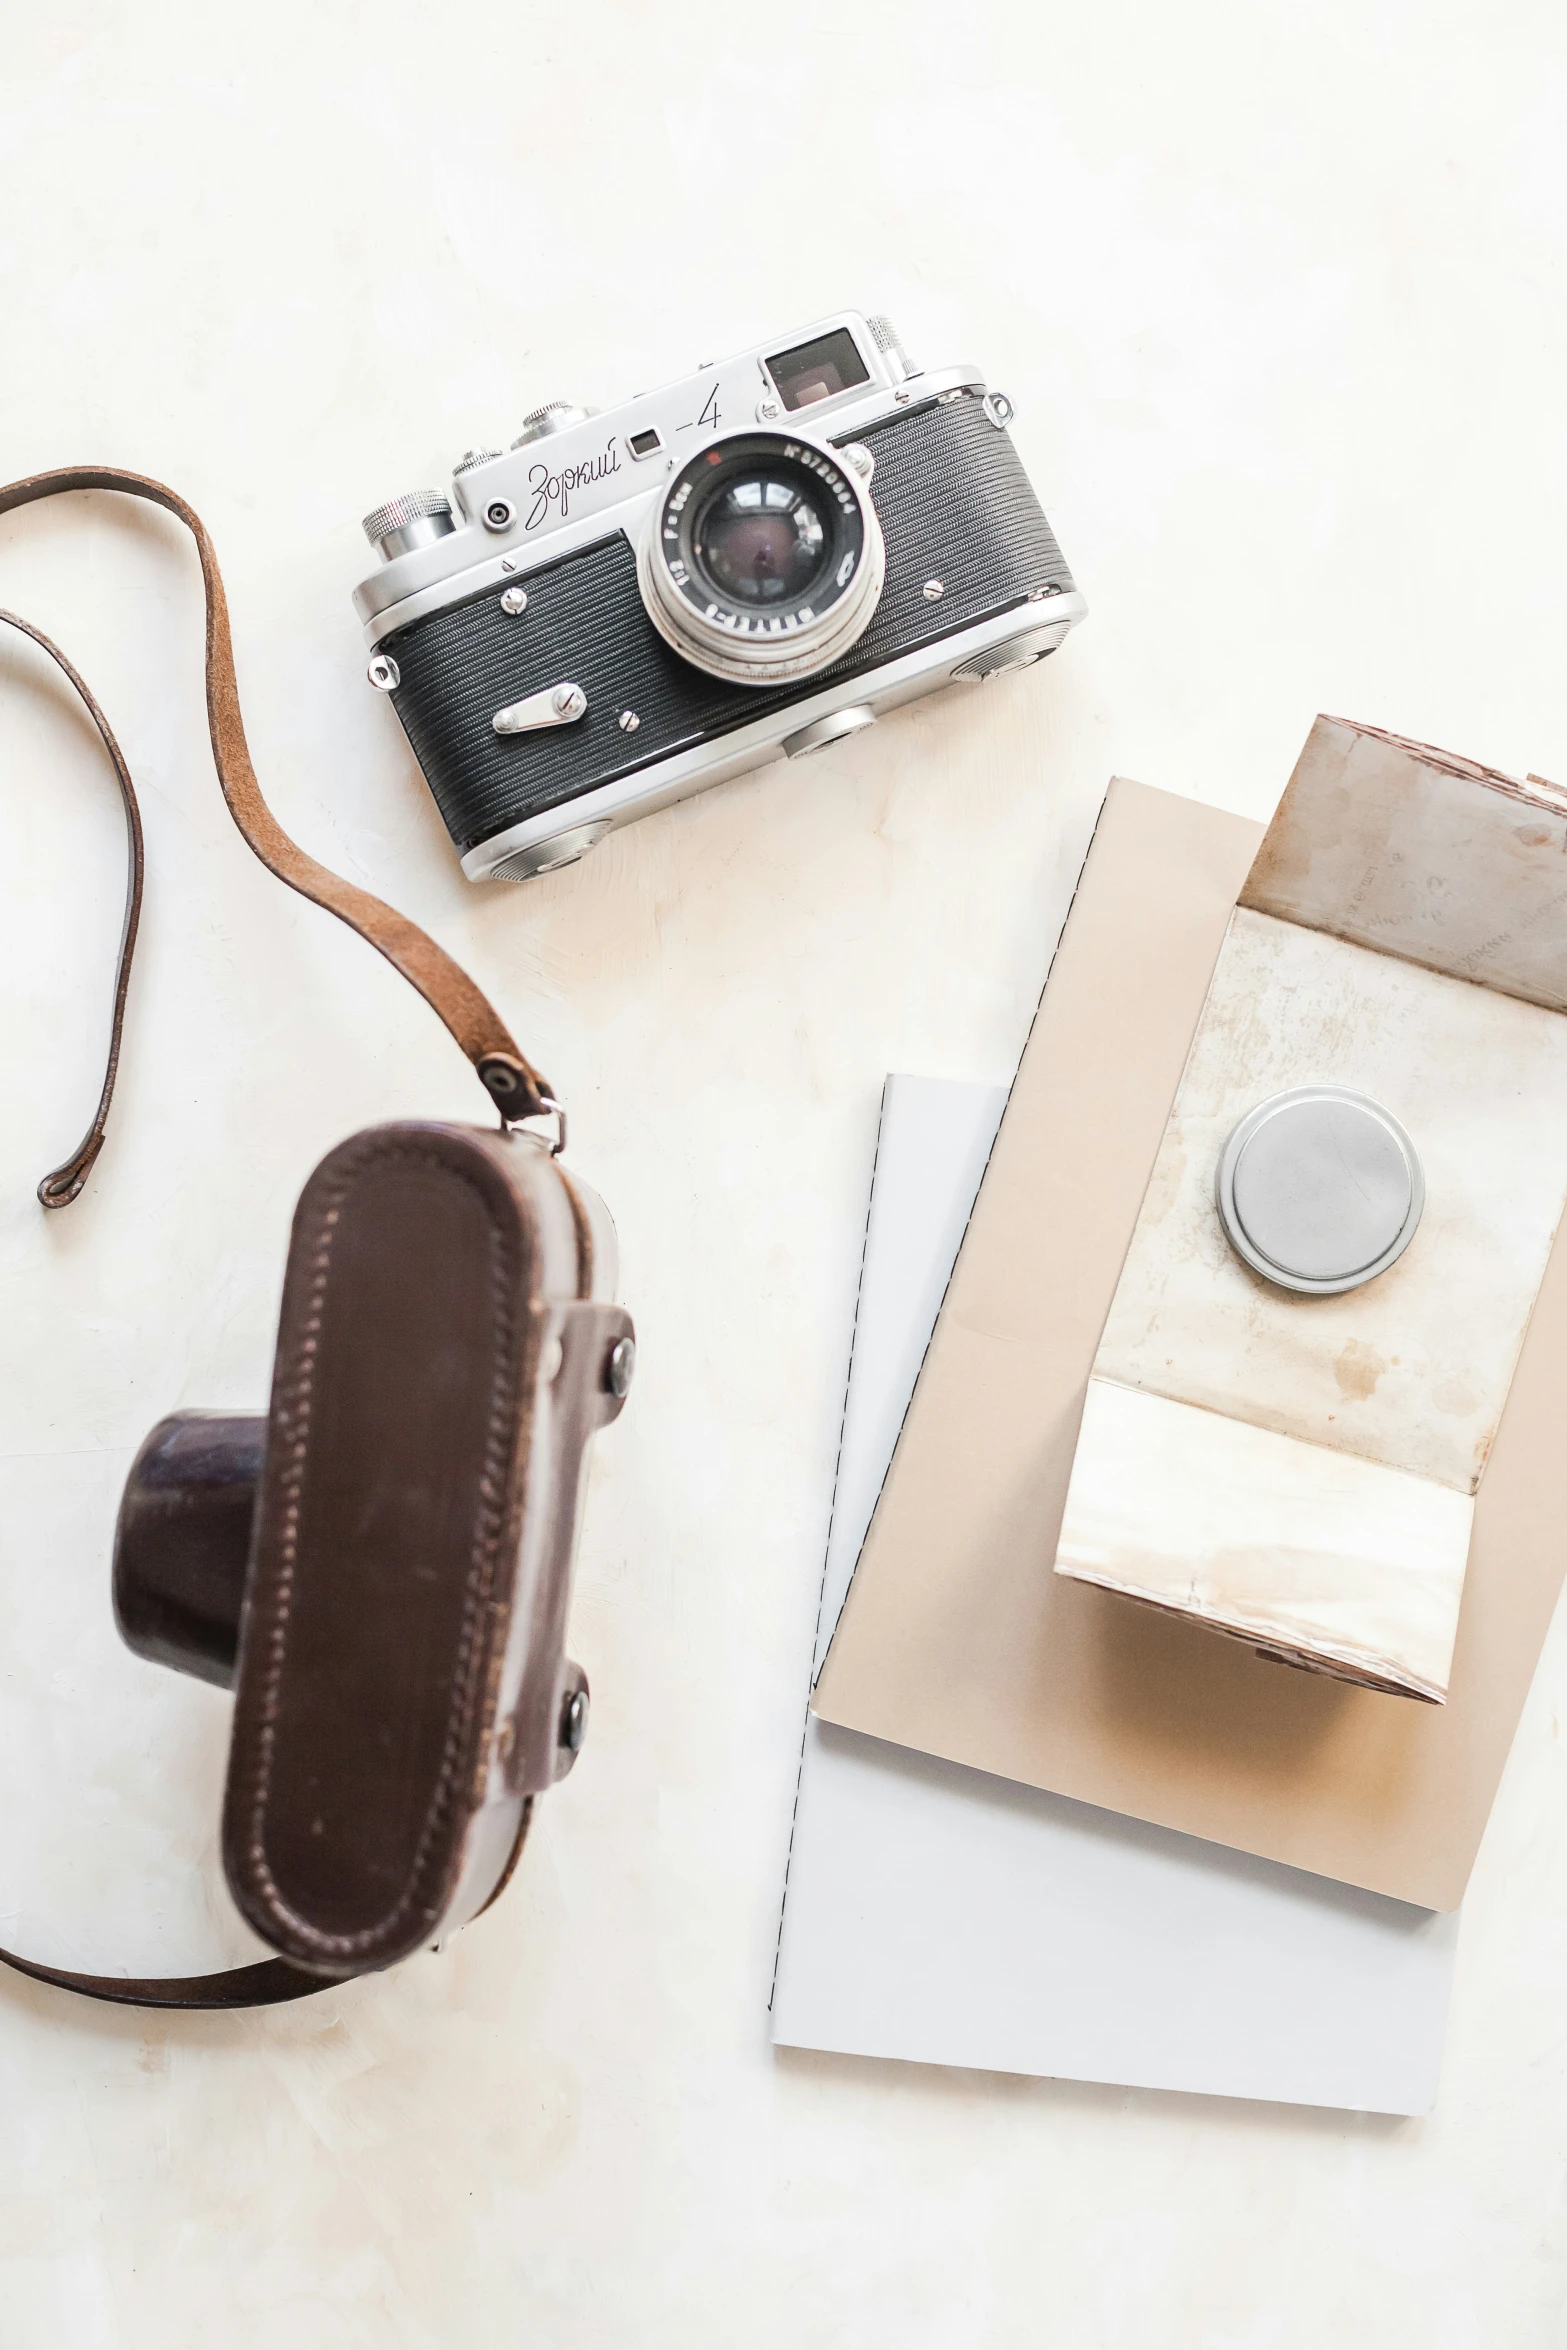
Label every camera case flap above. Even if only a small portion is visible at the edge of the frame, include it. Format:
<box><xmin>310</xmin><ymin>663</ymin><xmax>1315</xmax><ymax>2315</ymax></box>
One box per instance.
<box><xmin>114</xmin><ymin>1121</ymin><xmax>632</xmax><ymax>1978</ymax></box>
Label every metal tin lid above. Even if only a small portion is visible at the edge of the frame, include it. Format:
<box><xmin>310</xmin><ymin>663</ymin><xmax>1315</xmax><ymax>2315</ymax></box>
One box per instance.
<box><xmin>1216</xmin><ymin>1087</ymin><xmax>1424</xmax><ymax>1295</ymax></box>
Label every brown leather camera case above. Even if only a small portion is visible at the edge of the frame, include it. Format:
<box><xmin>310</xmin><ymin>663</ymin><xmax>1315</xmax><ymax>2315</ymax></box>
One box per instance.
<box><xmin>0</xmin><ymin>466</ymin><xmax>631</xmax><ymax>2008</ymax></box>
<box><xmin>117</xmin><ymin>1122</ymin><xmax>630</xmax><ymax>1977</ymax></box>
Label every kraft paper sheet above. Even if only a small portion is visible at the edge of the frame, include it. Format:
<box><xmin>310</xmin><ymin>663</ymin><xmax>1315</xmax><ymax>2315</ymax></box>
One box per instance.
<box><xmin>812</xmin><ymin>775</ymin><xmax>1567</xmax><ymax>1910</ymax></box>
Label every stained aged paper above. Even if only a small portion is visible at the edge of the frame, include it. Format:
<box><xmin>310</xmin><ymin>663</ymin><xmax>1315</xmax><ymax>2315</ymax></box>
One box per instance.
<box><xmin>1243</xmin><ymin>718</ymin><xmax>1567</xmax><ymax>1009</ymax></box>
<box><xmin>1094</xmin><ymin>908</ymin><xmax>1567</xmax><ymax>1493</ymax></box>
<box><xmin>1056</xmin><ymin>718</ymin><xmax>1567</xmax><ymax>1700</ymax></box>
<box><xmin>1055</xmin><ymin>1382</ymin><xmax>1472</xmax><ymax>1703</ymax></box>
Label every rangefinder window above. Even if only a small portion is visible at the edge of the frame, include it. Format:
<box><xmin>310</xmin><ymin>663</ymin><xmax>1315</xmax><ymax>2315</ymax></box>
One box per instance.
<box><xmin>766</xmin><ymin>328</ymin><xmax>870</xmax><ymax>413</ymax></box>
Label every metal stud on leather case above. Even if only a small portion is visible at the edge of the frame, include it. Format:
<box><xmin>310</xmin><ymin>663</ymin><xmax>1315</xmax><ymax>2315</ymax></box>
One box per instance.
<box><xmin>0</xmin><ymin>467</ymin><xmax>633</xmax><ymax>2008</ymax></box>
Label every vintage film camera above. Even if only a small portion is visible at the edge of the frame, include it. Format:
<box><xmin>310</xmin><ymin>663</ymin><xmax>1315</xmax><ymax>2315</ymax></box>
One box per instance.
<box><xmin>354</xmin><ymin>312</ymin><xmax>1087</xmax><ymax>881</ymax></box>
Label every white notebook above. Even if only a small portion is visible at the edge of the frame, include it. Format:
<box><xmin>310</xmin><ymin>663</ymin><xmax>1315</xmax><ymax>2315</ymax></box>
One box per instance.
<box><xmin>770</xmin><ymin>1073</ymin><xmax>1458</xmax><ymax>2113</ymax></box>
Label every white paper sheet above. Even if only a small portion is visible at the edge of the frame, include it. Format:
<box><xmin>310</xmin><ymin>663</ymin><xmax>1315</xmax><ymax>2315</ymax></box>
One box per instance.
<box><xmin>770</xmin><ymin>1074</ymin><xmax>1459</xmax><ymax>2113</ymax></box>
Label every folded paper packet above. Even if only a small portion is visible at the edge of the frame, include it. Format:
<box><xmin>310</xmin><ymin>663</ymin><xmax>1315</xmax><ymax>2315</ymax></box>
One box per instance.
<box><xmin>1055</xmin><ymin>719</ymin><xmax>1567</xmax><ymax>1703</ymax></box>
<box><xmin>814</xmin><ymin>743</ymin><xmax>1567</xmax><ymax>1910</ymax></box>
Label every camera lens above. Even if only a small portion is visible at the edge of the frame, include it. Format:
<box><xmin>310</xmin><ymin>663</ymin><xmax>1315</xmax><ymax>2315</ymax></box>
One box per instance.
<box><xmin>693</xmin><ymin>467</ymin><xmax>829</xmax><ymax>608</ymax></box>
<box><xmin>638</xmin><ymin>432</ymin><xmax>885</xmax><ymax>687</ymax></box>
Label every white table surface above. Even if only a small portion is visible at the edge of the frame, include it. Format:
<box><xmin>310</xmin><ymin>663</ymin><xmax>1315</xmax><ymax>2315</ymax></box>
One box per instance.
<box><xmin>1</xmin><ymin>6</ymin><xmax>1564</xmax><ymax>2343</ymax></box>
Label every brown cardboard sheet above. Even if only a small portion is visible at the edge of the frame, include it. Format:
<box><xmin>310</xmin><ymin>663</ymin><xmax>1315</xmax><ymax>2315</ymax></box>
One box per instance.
<box><xmin>812</xmin><ymin>777</ymin><xmax>1567</xmax><ymax>1910</ymax></box>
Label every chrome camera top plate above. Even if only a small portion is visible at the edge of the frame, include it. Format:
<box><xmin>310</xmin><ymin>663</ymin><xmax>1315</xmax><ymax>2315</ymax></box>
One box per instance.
<box><xmin>354</xmin><ymin>312</ymin><xmax>948</xmax><ymax>643</ymax></box>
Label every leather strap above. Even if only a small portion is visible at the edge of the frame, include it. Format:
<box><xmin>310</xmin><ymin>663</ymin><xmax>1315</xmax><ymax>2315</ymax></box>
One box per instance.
<box><xmin>0</xmin><ymin>466</ymin><xmax>554</xmax><ymax>2007</ymax></box>
<box><xmin>0</xmin><ymin>607</ymin><xmax>143</xmax><ymax>1206</ymax></box>
<box><xmin>0</xmin><ymin>466</ymin><xmax>553</xmax><ymax>1124</ymax></box>
<box><xmin>0</xmin><ymin>1948</ymin><xmax>327</xmax><ymax>2010</ymax></box>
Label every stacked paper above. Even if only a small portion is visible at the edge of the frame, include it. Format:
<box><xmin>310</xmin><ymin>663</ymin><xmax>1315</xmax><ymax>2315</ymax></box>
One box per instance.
<box><xmin>771</xmin><ymin>1074</ymin><xmax>1457</xmax><ymax>2113</ymax></box>
<box><xmin>811</xmin><ymin>780</ymin><xmax>1567</xmax><ymax>1916</ymax></box>
<box><xmin>780</xmin><ymin>750</ymin><xmax>1567</xmax><ymax>2108</ymax></box>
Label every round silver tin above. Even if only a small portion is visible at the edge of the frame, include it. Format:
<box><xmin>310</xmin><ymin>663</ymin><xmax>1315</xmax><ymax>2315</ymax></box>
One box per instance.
<box><xmin>1215</xmin><ymin>1086</ymin><xmax>1425</xmax><ymax>1296</ymax></box>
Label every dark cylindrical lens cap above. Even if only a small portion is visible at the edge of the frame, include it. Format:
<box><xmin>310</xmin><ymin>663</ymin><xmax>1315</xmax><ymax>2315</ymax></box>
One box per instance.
<box><xmin>113</xmin><ymin>1411</ymin><xmax>265</xmax><ymax>1689</ymax></box>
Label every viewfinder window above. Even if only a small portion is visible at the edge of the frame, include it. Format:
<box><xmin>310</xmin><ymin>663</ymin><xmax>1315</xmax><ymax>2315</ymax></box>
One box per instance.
<box><xmin>765</xmin><ymin>329</ymin><xmax>870</xmax><ymax>414</ymax></box>
<box><xmin>629</xmin><ymin>426</ymin><xmax>663</xmax><ymax>459</ymax></box>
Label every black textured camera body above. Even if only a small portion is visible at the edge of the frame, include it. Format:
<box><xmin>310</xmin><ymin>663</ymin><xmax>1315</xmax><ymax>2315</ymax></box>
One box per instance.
<box><xmin>381</xmin><ymin>391</ymin><xmax>1077</xmax><ymax>864</ymax></box>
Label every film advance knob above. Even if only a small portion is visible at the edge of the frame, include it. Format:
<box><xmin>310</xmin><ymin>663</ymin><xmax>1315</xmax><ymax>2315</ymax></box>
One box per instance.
<box><xmin>361</xmin><ymin>490</ymin><xmax>456</xmax><ymax>563</ymax></box>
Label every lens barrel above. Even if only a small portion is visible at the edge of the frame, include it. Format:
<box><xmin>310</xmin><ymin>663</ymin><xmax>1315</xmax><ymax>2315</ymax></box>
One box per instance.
<box><xmin>637</xmin><ymin>431</ymin><xmax>884</xmax><ymax>686</ymax></box>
